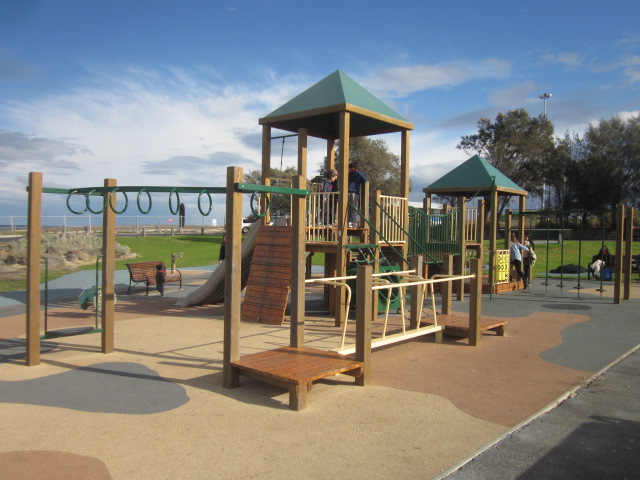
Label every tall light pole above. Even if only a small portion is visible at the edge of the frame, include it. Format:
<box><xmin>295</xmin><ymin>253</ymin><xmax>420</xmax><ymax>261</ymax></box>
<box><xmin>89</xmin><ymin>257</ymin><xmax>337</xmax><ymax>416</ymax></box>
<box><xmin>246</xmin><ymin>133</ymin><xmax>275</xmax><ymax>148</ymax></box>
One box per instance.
<box><xmin>539</xmin><ymin>93</ymin><xmax>552</xmax><ymax>117</ymax></box>
<box><xmin>539</xmin><ymin>93</ymin><xmax>552</xmax><ymax>210</ymax></box>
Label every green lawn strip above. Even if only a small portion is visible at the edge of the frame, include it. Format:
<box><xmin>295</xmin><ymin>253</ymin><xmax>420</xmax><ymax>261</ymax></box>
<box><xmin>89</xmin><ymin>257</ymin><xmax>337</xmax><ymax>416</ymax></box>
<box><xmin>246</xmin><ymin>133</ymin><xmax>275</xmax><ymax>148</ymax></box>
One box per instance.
<box><xmin>0</xmin><ymin>234</ymin><xmax>326</xmax><ymax>293</ymax></box>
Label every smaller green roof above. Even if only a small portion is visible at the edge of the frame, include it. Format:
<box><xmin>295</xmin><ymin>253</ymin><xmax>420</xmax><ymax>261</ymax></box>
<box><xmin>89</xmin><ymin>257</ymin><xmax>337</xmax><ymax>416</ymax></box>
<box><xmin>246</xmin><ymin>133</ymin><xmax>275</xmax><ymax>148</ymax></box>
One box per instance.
<box><xmin>260</xmin><ymin>70</ymin><xmax>413</xmax><ymax>139</ymax></box>
<box><xmin>424</xmin><ymin>155</ymin><xmax>527</xmax><ymax>197</ymax></box>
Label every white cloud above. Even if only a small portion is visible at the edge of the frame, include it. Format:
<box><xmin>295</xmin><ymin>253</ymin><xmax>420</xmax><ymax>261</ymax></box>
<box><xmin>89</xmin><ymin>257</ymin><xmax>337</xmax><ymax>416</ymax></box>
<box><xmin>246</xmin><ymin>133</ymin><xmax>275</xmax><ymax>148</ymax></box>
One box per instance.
<box><xmin>542</xmin><ymin>52</ymin><xmax>583</xmax><ymax>68</ymax></box>
<box><xmin>364</xmin><ymin>58</ymin><xmax>511</xmax><ymax>97</ymax></box>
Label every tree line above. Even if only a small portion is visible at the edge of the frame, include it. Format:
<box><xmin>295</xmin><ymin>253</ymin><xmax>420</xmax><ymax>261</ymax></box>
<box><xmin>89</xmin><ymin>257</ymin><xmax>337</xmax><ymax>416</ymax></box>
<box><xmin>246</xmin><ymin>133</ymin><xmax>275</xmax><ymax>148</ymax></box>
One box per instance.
<box><xmin>458</xmin><ymin>109</ymin><xmax>640</xmax><ymax>216</ymax></box>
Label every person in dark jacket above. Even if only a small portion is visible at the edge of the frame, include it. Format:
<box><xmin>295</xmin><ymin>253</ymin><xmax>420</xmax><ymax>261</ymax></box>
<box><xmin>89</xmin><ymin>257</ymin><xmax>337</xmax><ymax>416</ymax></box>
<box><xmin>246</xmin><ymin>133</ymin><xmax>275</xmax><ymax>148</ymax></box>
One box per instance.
<box><xmin>218</xmin><ymin>234</ymin><xmax>226</xmax><ymax>263</ymax></box>
<box><xmin>590</xmin><ymin>245</ymin><xmax>612</xmax><ymax>280</ymax></box>
<box><xmin>321</xmin><ymin>168</ymin><xmax>338</xmax><ymax>225</ymax></box>
<box><xmin>347</xmin><ymin>163</ymin><xmax>366</xmax><ymax>227</ymax></box>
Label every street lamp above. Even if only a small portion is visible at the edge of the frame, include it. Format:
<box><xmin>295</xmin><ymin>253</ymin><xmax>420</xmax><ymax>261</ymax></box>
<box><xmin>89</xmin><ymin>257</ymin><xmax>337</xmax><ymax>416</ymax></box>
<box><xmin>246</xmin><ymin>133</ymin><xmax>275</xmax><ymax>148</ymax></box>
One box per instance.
<box><xmin>539</xmin><ymin>93</ymin><xmax>552</xmax><ymax>117</ymax></box>
<box><xmin>539</xmin><ymin>93</ymin><xmax>552</xmax><ymax>210</ymax></box>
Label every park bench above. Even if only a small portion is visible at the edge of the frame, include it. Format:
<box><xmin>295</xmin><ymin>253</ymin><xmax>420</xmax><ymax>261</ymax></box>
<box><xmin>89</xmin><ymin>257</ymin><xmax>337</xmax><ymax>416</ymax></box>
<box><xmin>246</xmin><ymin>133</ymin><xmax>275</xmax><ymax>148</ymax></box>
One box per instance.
<box><xmin>125</xmin><ymin>261</ymin><xmax>182</xmax><ymax>295</ymax></box>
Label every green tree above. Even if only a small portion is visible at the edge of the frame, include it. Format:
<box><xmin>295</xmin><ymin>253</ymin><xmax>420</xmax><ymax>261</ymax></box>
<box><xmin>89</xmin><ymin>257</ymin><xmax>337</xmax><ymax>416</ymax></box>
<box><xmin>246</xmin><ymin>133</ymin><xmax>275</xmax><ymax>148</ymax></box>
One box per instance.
<box><xmin>581</xmin><ymin>115</ymin><xmax>640</xmax><ymax>212</ymax></box>
<box><xmin>457</xmin><ymin>108</ymin><xmax>555</xmax><ymax>213</ymax></box>
<box><xmin>332</xmin><ymin>137</ymin><xmax>405</xmax><ymax>196</ymax></box>
<box><xmin>244</xmin><ymin>166</ymin><xmax>298</xmax><ymax>216</ymax></box>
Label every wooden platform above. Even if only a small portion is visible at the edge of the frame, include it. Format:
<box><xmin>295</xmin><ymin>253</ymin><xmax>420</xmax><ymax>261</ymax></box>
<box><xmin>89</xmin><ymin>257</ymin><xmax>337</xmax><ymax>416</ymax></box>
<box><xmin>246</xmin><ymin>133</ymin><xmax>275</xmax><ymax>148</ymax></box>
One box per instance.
<box><xmin>464</xmin><ymin>277</ymin><xmax>525</xmax><ymax>294</ymax></box>
<box><xmin>231</xmin><ymin>346</ymin><xmax>364</xmax><ymax>410</ymax></box>
<box><xmin>421</xmin><ymin>313</ymin><xmax>507</xmax><ymax>338</ymax></box>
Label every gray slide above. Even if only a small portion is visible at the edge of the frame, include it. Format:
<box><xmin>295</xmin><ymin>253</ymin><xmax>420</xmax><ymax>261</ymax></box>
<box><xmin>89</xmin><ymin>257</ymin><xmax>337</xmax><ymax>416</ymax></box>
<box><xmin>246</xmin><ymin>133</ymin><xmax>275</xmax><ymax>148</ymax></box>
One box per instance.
<box><xmin>176</xmin><ymin>221</ymin><xmax>261</xmax><ymax>306</ymax></box>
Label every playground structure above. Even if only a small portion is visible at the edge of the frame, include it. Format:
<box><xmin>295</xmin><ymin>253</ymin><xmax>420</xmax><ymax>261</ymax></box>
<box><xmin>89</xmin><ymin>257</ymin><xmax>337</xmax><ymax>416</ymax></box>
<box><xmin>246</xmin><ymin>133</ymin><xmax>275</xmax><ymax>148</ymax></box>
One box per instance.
<box><xmin>21</xmin><ymin>70</ymin><xmax>636</xmax><ymax>410</ymax></box>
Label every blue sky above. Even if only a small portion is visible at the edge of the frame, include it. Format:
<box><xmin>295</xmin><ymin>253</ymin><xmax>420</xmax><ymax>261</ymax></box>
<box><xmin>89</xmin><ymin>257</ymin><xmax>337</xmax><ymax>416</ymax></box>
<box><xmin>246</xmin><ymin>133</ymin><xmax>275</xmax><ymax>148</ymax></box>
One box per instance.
<box><xmin>1</xmin><ymin>0</ymin><xmax>638</xmax><ymax>222</ymax></box>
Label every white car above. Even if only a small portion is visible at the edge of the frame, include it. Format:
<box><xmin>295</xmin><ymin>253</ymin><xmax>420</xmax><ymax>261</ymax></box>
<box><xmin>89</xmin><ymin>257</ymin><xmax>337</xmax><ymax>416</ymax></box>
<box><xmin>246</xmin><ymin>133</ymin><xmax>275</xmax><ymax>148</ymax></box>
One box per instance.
<box><xmin>241</xmin><ymin>217</ymin><xmax>254</xmax><ymax>234</ymax></box>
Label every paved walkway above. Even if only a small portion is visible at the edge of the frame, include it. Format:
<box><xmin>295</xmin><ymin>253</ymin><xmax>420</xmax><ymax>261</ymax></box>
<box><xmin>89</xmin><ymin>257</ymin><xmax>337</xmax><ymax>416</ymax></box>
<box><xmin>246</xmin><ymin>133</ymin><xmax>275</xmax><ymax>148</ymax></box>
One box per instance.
<box><xmin>1</xmin><ymin>270</ymin><xmax>638</xmax><ymax>479</ymax></box>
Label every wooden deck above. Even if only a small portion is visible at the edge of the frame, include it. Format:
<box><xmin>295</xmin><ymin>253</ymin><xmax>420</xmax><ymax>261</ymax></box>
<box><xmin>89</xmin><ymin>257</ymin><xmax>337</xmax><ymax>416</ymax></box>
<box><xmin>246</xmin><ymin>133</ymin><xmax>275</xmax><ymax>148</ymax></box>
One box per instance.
<box><xmin>421</xmin><ymin>313</ymin><xmax>507</xmax><ymax>338</ymax></box>
<box><xmin>231</xmin><ymin>346</ymin><xmax>364</xmax><ymax>410</ymax></box>
<box><xmin>463</xmin><ymin>276</ymin><xmax>525</xmax><ymax>294</ymax></box>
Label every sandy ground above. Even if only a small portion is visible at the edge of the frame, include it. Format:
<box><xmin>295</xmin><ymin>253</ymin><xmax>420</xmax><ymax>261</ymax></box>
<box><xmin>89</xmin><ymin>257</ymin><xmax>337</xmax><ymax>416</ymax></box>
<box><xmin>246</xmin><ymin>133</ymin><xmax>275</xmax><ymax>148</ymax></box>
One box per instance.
<box><xmin>1</xmin><ymin>274</ymin><xmax>639</xmax><ymax>479</ymax></box>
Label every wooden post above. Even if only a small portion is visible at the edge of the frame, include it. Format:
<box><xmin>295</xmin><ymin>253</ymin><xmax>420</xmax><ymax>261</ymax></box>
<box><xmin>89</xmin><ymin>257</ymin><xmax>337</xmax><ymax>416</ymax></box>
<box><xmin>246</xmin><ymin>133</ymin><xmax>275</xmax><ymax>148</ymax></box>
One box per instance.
<box><xmin>504</xmin><ymin>209</ymin><xmax>512</xmax><ymax>249</ymax></box>
<box><xmin>442</xmin><ymin>254</ymin><xmax>453</xmax><ymax>315</ymax></box>
<box><xmin>297</xmin><ymin>128</ymin><xmax>307</xmax><ymax>178</ymax></box>
<box><xmin>101</xmin><ymin>178</ymin><xmax>117</xmax><ymax>354</ymax></box>
<box><xmin>290</xmin><ymin>175</ymin><xmax>306</xmax><ymax>348</ymax></box>
<box><xmin>456</xmin><ymin>195</ymin><xmax>467</xmax><ymax>301</ymax></box>
<box><xmin>370</xmin><ymin>191</ymin><xmax>382</xmax><ymax>316</ymax></box>
<box><xmin>614</xmin><ymin>204</ymin><xmax>625</xmax><ymax>304</ymax></box>
<box><xmin>477</xmin><ymin>198</ymin><xmax>486</xmax><ymax>272</ymax></box>
<box><xmin>518</xmin><ymin>196</ymin><xmax>526</xmax><ymax>245</ymax></box>
<box><xmin>624</xmin><ymin>206</ymin><xmax>634</xmax><ymax>301</ymax></box>
<box><xmin>469</xmin><ymin>258</ymin><xmax>482</xmax><ymax>346</ymax></box>
<box><xmin>26</xmin><ymin>172</ymin><xmax>42</xmax><ymax>366</ymax></box>
<box><xmin>223</xmin><ymin>166</ymin><xmax>243</xmax><ymax>389</ymax></box>
<box><xmin>489</xmin><ymin>188</ymin><xmax>498</xmax><ymax>295</ymax></box>
<box><xmin>409</xmin><ymin>255</ymin><xmax>424</xmax><ymax>330</ymax></box>
<box><xmin>400</xmin><ymin>130</ymin><xmax>410</xmax><ymax>262</ymax></box>
<box><xmin>326</xmin><ymin>138</ymin><xmax>336</xmax><ymax>171</ymax></box>
<box><xmin>335</xmin><ymin>111</ymin><xmax>350</xmax><ymax>327</ymax></box>
<box><xmin>355</xmin><ymin>265</ymin><xmax>372</xmax><ymax>386</ymax></box>
<box><xmin>261</xmin><ymin>125</ymin><xmax>271</xmax><ymax>223</ymax></box>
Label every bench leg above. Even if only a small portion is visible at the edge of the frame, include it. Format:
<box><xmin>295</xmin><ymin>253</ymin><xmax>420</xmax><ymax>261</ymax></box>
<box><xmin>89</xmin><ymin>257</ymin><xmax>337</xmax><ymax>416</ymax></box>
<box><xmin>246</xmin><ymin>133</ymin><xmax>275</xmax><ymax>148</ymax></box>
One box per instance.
<box><xmin>289</xmin><ymin>383</ymin><xmax>308</xmax><ymax>411</ymax></box>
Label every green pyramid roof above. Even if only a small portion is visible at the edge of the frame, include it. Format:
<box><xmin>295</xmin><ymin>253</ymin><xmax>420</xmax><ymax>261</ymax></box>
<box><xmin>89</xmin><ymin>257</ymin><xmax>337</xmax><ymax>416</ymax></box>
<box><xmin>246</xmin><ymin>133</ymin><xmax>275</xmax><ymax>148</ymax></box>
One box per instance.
<box><xmin>259</xmin><ymin>70</ymin><xmax>413</xmax><ymax>139</ymax></box>
<box><xmin>424</xmin><ymin>155</ymin><xmax>527</xmax><ymax>197</ymax></box>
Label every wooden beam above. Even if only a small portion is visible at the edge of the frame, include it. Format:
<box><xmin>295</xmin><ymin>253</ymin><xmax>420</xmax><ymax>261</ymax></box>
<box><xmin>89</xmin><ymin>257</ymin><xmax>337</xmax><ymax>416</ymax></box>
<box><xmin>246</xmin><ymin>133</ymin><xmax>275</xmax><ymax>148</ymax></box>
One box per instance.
<box><xmin>26</xmin><ymin>172</ymin><xmax>42</xmax><ymax>366</ymax></box>
<box><xmin>297</xmin><ymin>128</ymin><xmax>307</xmax><ymax>178</ymax></box>
<box><xmin>442</xmin><ymin>255</ymin><xmax>453</xmax><ymax>315</ymax></box>
<box><xmin>409</xmin><ymin>255</ymin><xmax>424</xmax><ymax>330</ymax></box>
<box><xmin>261</xmin><ymin>125</ymin><xmax>271</xmax><ymax>222</ymax></box>
<box><xmin>355</xmin><ymin>265</ymin><xmax>372</xmax><ymax>386</ymax></box>
<box><xmin>614</xmin><ymin>204</ymin><xmax>625</xmax><ymax>304</ymax></box>
<box><xmin>290</xmin><ymin>175</ymin><xmax>306</xmax><ymax>348</ymax></box>
<box><xmin>335</xmin><ymin>111</ymin><xmax>350</xmax><ymax>327</ymax></box>
<box><xmin>223</xmin><ymin>166</ymin><xmax>244</xmax><ymax>389</ymax></box>
<box><xmin>624</xmin><ymin>206</ymin><xmax>634</xmax><ymax>300</ymax></box>
<box><xmin>469</xmin><ymin>258</ymin><xmax>483</xmax><ymax>346</ymax></box>
<box><xmin>101</xmin><ymin>178</ymin><xmax>117</xmax><ymax>354</ymax></box>
<box><xmin>456</xmin><ymin>196</ymin><xmax>467</xmax><ymax>301</ymax></box>
<box><xmin>326</xmin><ymin>138</ymin><xmax>335</xmax><ymax>171</ymax></box>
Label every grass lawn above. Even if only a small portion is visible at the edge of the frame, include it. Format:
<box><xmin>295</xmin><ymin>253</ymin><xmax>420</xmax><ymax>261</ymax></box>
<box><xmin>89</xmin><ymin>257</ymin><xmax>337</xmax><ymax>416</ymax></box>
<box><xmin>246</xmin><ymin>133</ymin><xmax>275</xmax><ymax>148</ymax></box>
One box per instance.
<box><xmin>482</xmin><ymin>239</ymin><xmax>639</xmax><ymax>278</ymax></box>
<box><xmin>2</xmin><ymin>234</ymin><xmax>636</xmax><ymax>293</ymax></box>
<box><xmin>0</xmin><ymin>234</ymin><xmax>326</xmax><ymax>293</ymax></box>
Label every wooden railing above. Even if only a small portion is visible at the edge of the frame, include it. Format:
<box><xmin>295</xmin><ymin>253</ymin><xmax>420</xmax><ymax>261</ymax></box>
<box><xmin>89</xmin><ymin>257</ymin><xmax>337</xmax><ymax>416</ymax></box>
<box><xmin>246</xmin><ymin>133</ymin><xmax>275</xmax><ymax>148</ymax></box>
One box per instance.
<box><xmin>378</xmin><ymin>195</ymin><xmax>407</xmax><ymax>244</ymax></box>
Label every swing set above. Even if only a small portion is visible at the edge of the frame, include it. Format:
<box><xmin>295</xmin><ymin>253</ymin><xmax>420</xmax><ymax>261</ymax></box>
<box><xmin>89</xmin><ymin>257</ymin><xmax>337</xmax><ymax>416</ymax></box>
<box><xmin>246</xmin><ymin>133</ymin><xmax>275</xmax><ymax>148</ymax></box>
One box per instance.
<box><xmin>506</xmin><ymin>205</ymin><xmax>636</xmax><ymax>302</ymax></box>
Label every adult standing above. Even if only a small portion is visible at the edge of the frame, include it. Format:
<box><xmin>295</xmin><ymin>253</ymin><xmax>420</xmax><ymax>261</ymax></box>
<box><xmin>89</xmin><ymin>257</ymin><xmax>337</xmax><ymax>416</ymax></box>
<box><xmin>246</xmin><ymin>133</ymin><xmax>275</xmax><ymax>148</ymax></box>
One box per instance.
<box><xmin>347</xmin><ymin>162</ymin><xmax>366</xmax><ymax>227</ymax></box>
<box><xmin>178</xmin><ymin>203</ymin><xmax>186</xmax><ymax>228</ymax></box>
<box><xmin>522</xmin><ymin>233</ymin><xmax>536</xmax><ymax>284</ymax></box>
<box><xmin>510</xmin><ymin>232</ymin><xmax>529</xmax><ymax>289</ymax></box>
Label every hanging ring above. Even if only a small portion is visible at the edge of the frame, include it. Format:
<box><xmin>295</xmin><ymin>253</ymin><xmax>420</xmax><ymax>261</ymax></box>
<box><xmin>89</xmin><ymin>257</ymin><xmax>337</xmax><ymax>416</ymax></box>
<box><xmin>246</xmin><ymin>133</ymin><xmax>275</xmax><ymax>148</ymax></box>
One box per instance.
<box><xmin>108</xmin><ymin>188</ymin><xmax>128</xmax><ymax>214</ymax></box>
<box><xmin>169</xmin><ymin>189</ymin><xmax>180</xmax><ymax>215</ymax></box>
<box><xmin>86</xmin><ymin>189</ymin><xmax>106</xmax><ymax>214</ymax></box>
<box><xmin>197</xmin><ymin>190</ymin><xmax>212</xmax><ymax>216</ymax></box>
<box><xmin>249</xmin><ymin>191</ymin><xmax>270</xmax><ymax>218</ymax></box>
<box><xmin>66</xmin><ymin>191</ymin><xmax>88</xmax><ymax>214</ymax></box>
<box><xmin>137</xmin><ymin>188</ymin><xmax>152</xmax><ymax>214</ymax></box>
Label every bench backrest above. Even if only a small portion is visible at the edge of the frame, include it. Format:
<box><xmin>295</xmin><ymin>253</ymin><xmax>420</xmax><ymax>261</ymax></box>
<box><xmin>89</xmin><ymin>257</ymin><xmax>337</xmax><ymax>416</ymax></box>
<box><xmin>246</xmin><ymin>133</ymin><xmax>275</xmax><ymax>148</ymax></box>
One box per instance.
<box><xmin>126</xmin><ymin>261</ymin><xmax>166</xmax><ymax>281</ymax></box>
